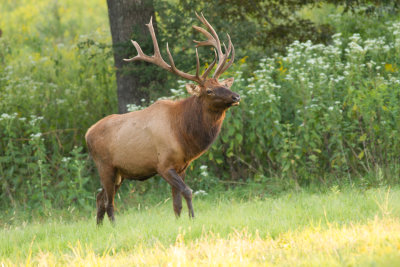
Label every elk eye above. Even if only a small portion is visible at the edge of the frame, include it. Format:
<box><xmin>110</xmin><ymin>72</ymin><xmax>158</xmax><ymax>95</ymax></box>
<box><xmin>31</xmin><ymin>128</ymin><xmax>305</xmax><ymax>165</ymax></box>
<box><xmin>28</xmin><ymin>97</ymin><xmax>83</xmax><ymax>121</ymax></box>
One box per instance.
<box><xmin>206</xmin><ymin>89</ymin><xmax>213</xmax><ymax>95</ymax></box>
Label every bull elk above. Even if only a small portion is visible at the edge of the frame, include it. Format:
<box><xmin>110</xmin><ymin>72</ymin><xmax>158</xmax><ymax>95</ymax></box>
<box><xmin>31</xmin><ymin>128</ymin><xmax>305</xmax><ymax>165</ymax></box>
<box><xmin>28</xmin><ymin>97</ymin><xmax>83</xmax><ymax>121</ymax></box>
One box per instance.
<box><xmin>85</xmin><ymin>12</ymin><xmax>240</xmax><ymax>225</ymax></box>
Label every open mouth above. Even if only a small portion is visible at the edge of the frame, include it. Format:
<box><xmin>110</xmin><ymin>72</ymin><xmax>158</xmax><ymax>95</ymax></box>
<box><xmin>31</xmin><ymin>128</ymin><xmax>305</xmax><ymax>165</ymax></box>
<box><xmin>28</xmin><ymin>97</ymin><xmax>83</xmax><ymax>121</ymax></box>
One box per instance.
<box><xmin>231</xmin><ymin>102</ymin><xmax>240</xmax><ymax>106</ymax></box>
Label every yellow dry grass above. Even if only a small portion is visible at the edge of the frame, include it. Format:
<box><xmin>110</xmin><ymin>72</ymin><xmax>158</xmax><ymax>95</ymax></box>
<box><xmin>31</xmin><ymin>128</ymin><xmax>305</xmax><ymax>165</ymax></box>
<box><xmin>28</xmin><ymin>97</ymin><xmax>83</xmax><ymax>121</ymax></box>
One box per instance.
<box><xmin>3</xmin><ymin>217</ymin><xmax>399</xmax><ymax>266</ymax></box>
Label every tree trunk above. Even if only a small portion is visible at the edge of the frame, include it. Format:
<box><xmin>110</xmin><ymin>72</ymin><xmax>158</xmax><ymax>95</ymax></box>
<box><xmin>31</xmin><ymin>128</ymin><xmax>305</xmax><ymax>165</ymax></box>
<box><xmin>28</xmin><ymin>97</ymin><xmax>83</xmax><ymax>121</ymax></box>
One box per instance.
<box><xmin>107</xmin><ymin>0</ymin><xmax>155</xmax><ymax>113</ymax></box>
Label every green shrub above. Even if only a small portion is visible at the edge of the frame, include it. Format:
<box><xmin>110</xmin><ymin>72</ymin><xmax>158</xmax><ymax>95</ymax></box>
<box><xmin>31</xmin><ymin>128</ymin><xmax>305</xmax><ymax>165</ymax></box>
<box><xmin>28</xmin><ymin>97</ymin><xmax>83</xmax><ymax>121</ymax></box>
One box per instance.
<box><xmin>0</xmin><ymin>0</ymin><xmax>115</xmax><ymax>210</ymax></box>
<box><xmin>188</xmin><ymin>22</ymin><xmax>400</xmax><ymax>186</ymax></box>
<box><xmin>0</xmin><ymin>113</ymin><xmax>94</xmax><ymax>210</ymax></box>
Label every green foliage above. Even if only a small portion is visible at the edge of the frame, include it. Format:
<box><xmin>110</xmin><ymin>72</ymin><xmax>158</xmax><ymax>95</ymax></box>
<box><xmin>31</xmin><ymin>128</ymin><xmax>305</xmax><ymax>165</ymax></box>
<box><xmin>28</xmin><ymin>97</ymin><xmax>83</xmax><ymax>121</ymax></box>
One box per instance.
<box><xmin>0</xmin><ymin>0</ymin><xmax>115</xmax><ymax>210</ymax></box>
<box><xmin>0</xmin><ymin>113</ymin><xmax>94</xmax><ymax>210</ymax></box>
<box><xmin>324</xmin><ymin>0</ymin><xmax>399</xmax><ymax>13</ymax></box>
<box><xmin>303</xmin><ymin>2</ymin><xmax>399</xmax><ymax>42</ymax></box>
<box><xmin>1</xmin><ymin>0</ymin><xmax>400</xmax><ymax>212</ymax></box>
<box><xmin>187</xmin><ymin>21</ymin><xmax>400</xmax><ymax>186</ymax></box>
<box><xmin>150</xmin><ymin>0</ymin><xmax>398</xmax><ymax>101</ymax></box>
<box><xmin>154</xmin><ymin>0</ymin><xmax>334</xmax><ymax>71</ymax></box>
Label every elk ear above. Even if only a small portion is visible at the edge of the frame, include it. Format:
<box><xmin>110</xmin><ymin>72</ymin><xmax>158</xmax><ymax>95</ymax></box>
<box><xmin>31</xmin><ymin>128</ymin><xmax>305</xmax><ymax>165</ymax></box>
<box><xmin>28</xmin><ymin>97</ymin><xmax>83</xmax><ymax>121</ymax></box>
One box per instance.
<box><xmin>186</xmin><ymin>83</ymin><xmax>201</xmax><ymax>96</ymax></box>
<box><xmin>220</xmin><ymin>77</ymin><xmax>235</xmax><ymax>88</ymax></box>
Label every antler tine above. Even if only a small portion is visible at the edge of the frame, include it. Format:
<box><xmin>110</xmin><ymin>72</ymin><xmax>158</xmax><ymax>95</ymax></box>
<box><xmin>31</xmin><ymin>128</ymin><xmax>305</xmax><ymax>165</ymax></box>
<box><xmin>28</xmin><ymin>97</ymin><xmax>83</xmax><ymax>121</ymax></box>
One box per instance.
<box><xmin>146</xmin><ymin>17</ymin><xmax>161</xmax><ymax>58</ymax></box>
<box><xmin>195</xmin><ymin>48</ymin><xmax>200</xmax><ymax>79</ymax></box>
<box><xmin>166</xmin><ymin>43</ymin><xmax>203</xmax><ymax>83</ymax></box>
<box><xmin>193</xmin><ymin>26</ymin><xmax>218</xmax><ymax>48</ymax></box>
<box><xmin>166</xmin><ymin>42</ymin><xmax>176</xmax><ymax>69</ymax></box>
<box><xmin>201</xmin><ymin>49</ymin><xmax>218</xmax><ymax>80</ymax></box>
<box><xmin>193</xmin><ymin>12</ymin><xmax>234</xmax><ymax>79</ymax></box>
<box><xmin>123</xmin><ymin>17</ymin><xmax>171</xmax><ymax>72</ymax></box>
<box><xmin>214</xmin><ymin>34</ymin><xmax>234</xmax><ymax>78</ymax></box>
<box><xmin>195</xmin><ymin>12</ymin><xmax>223</xmax><ymax>57</ymax></box>
<box><xmin>220</xmin><ymin>41</ymin><xmax>235</xmax><ymax>75</ymax></box>
<box><xmin>224</xmin><ymin>34</ymin><xmax>233</xmax><ymax>59</ymax></box>
<box><xmin>213</xmin><ymin>42</ymin><xmax>229</xmax><ymax>78</ymax></box>
<box><xmin>123</xmin><ymin>40</ymin><xmax>149</xmax><ymax>62</ymax></box>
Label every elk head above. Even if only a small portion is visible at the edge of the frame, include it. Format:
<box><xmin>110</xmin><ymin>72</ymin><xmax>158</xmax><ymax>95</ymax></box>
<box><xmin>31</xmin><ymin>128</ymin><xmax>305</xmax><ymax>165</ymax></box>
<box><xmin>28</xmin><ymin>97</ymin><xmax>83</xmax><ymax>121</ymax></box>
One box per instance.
<box><xmin>124</xmin><ymin>12</ymin><xmax>240</xmax><ymax>110</ymax></box>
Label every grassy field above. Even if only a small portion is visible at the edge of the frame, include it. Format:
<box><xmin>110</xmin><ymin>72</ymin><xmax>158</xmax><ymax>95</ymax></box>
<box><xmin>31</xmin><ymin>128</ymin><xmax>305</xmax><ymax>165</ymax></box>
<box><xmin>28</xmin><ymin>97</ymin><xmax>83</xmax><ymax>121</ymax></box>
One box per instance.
<box><xmin>1</xmin><ymin>186</ymin><xmax>400</xmax><ymax>266</ymax></box>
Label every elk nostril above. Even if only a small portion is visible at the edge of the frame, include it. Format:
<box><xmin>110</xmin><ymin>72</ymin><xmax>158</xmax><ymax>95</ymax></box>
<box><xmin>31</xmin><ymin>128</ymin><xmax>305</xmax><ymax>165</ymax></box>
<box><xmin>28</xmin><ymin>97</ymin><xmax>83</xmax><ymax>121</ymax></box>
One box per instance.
<box><xmin>232</xmin><ymin>95</ymin><xmax>240</xmax><ymax>102</ymax></box>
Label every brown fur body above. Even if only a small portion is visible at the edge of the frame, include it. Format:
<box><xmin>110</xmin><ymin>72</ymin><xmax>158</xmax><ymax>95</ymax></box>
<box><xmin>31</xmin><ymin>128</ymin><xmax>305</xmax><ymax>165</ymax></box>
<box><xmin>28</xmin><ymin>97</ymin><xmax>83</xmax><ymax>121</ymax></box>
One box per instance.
<box><xmin>86</xmin><ymin>96</ymin><xmax>225</xmax><ymax>183</ymax></box>
<box><xmin>87</xmin><ymin>13</ymin><xmax>239</xmax><ymax>224</ymax></box>
<box><xmin>86</xmin><ymin>78</ymin><xmax>239</xmax><ymax>224</ymax></box>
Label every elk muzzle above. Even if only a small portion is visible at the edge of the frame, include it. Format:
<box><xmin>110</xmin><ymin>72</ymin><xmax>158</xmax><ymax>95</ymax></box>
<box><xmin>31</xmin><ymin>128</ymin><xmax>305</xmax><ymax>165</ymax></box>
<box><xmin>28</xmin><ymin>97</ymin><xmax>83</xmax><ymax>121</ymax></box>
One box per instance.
<box><xmin>231</xmin><ymin>93</ymin><xmax>240</xmax><ymax>106</ymax></box>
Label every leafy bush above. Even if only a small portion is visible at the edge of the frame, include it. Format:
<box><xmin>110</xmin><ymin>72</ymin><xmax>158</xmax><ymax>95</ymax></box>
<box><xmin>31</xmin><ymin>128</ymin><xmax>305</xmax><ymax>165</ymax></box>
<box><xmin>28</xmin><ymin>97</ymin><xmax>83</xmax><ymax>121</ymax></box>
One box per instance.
<box><xmin>0</xmin><ymin>0</ymin><xmax>115</xmax><ymax>210</ymax></box>
<box><xmin>0</xmin><ymin>113</ymin><xmax>94</xmax><ymax>210</ymax></box>
<box><xmin>188</xmin><ymin>22</ymin><xmax>400</xmax><ymax>186</ymax></box>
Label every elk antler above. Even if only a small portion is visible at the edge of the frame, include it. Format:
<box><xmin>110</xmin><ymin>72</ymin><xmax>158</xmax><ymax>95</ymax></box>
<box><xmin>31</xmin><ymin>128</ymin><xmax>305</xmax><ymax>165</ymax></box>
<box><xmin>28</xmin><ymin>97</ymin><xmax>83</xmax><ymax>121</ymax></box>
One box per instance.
<box><xmin>124</xmin><ymin>17</ymin><xmax>202</xmax><ymax>84</ymax></box>
<box><xmin>124</xmin><ymin>14</ymin><xmax>234</xmax><ymax>84</ymax></box>
<box><xmin>193</xmin><ymin>12</ymin><xmax>235</xmax><ymax>79</ymax></box>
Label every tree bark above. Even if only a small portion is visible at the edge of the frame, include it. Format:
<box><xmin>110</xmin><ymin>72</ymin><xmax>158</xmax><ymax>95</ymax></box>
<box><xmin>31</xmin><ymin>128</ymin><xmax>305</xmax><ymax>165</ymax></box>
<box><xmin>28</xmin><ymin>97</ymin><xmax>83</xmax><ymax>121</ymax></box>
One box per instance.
<box><xmin>107</xmin><ymin>0</ymin><xmax>155</xmax><ymax>113</ymax></box>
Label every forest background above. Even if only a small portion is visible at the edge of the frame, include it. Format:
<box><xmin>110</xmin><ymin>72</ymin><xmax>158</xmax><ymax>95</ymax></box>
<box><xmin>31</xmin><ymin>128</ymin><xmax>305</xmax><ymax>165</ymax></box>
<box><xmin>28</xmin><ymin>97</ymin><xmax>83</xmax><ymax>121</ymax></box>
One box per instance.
<box><xmin>0</xmin><ymin>0</ymin><xmax>399</xmax><ymax>218</ymax></box>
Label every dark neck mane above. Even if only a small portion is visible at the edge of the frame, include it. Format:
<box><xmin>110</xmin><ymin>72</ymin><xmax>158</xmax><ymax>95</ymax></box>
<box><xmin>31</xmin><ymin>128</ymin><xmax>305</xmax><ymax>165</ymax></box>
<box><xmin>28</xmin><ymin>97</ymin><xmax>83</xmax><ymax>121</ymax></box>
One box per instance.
<box><xmin>173</xmin><ymin>96</ymin><xmax>226</xmax><ymax>161</ymax></box>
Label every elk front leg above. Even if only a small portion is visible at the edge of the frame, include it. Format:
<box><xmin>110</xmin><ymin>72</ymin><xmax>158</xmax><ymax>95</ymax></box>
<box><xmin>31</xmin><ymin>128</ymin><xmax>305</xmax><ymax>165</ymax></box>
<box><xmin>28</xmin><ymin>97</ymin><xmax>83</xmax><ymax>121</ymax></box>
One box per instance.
<box><xmin>172</xmin><ymin>186</ymin><xmax>182</xmax><ymax>217</ymax></box>
<box><xmin>162</xmin><ymin>169</ymin><xmax>194</xmax><ymax>218</ymax></box>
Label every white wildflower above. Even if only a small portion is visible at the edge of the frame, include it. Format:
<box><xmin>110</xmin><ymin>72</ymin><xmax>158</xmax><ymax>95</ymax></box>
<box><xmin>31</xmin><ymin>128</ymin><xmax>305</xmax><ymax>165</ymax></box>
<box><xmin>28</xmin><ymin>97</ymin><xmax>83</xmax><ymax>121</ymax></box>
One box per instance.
<box><xmin>1</xmin><ymin>113</ymin><xmax>11</xmax><ymax>119</ymax></box>
<box><xmin>201</xmin><ymin>171</ymin><xmax>208</xmax><ymax>177</ymax></box>
<box><xmin>62</xmin><ymin>157</ymin><xmax>71</xmax><ymax>162</ymax></box>
<box><xmin>200</xmin><ymin>165</ymin><xmax>208</xmax><ymax>171</ymax></box>
<box><xmin>126</xmin><ymin>103</ymin><xmax>142</xmax><ymax>112</ymax></box>
<box><xmin>194</xmin><ymin>190</ymin><xmax>208</xmax><ymax>196</ymax></box>
<box><xmin>30</xmin><ymin>133</ymin><xmax>42</xmax><ymax>139</ymax></box>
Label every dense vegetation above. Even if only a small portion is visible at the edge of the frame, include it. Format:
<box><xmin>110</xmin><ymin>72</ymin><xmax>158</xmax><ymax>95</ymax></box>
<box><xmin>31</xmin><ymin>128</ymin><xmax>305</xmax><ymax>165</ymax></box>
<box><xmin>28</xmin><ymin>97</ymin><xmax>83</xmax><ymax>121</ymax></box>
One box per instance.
<box><xmin>1</xmin><ymin>0</ymin><xmax>400</xmax><ymax>215</ymax></box>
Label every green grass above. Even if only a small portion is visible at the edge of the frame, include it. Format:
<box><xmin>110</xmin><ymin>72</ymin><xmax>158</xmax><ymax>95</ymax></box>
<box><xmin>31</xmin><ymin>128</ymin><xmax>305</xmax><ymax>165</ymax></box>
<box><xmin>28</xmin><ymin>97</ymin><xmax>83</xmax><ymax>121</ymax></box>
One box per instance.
<box><xmin>1</xmin><ymin>186</ymin><xmax>400</xmax><ymax>266</ymax></box>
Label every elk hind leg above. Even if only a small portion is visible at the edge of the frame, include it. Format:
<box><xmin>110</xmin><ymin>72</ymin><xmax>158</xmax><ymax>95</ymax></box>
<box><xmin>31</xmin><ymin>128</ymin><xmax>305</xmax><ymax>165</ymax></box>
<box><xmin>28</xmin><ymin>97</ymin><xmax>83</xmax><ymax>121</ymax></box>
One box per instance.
<box><xmin>96</xmin><ymin>165</ymin><xmax>117</xmax><ymax>225</ymax></box>
<box><xmin>96</xmin><ymin>188</ymin><xmax>106</xmax><ymax>225</ymax></box>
